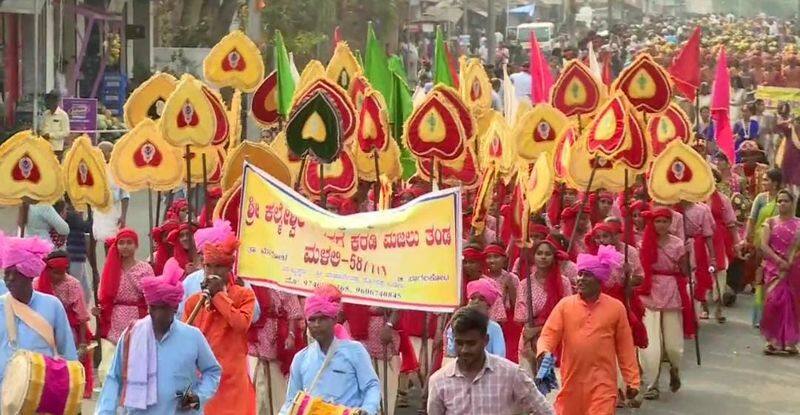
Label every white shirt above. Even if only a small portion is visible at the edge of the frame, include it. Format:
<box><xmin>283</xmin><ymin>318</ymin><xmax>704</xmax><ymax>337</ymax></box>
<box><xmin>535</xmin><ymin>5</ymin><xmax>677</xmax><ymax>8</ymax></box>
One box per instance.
<box><xmin>41</xmin><ymin>107</ymin><xmax>70</xmax><ymax>151</ymax></box>
<box><xmin>509</xmin><ymin>71</ymin><xmax>532</xmax><ymax>99</ymax></box>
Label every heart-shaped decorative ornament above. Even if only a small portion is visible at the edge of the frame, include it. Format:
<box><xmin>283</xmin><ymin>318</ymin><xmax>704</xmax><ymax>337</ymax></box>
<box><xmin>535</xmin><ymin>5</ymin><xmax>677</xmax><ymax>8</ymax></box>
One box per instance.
<box><xmin>459</xmin><ymin>58</ymin><xmax>493</xmax><ymax>118</ymax></box>
<box><xmin>403</xmin><ymin>88</ymin><xmax>467</xmax><ymax>161</ymax></box>
<box><xmin>285</xmin><ymin>91</ymin><xmax>345</xmax><ymax>163</ymax></box>
<box><xmin>250</xmin><ymin>71</ymin><xmax>280</xmax><ymax>127</ymax></box>
<box><xmin>647</xmin><ymin>140</ymin><xmax>715</xmax><ymax>204</ymax></box>
<box><xmin>0</xmin><ymin>130</ymin><xmax>64</xmax><ymax>205</ymax></box>
<box><xmin>612</xmin><ymin>54</ymin><xmax>672</xmax><ymax>114</ymax></box>
<box><xmin>110</xmin><ymin>118</ymin><xmax>184</xmax><ymax>192</ymax></box>
<box><xmin>479</xmin><ymin>113</ymin><xmax>517</xmax><ymax>178</ymax></box>
<box><xmin>616</xmin><ymin>111</ymin><xmax>651</xmax><ymax>173</ymax></box>
<box><xmin>514</xmin><ymin>103</ymin><xmax>570</xmax><ymax>161</ymax></box>
<box><xmin>584</xmin><ymin>93</ymin><xmax>632</xmax><ymax>159</ymax></box>
<box><xmin>551</xmin><ymin>60</ymin><xmax>606</xmax><ymax>117</ymax></box>
<box><xmin>303</xmin><ymin>149</ymin><xmax>358</xmax><ymax>198</ymax></box>
<box><xmin>525</xmin><ymin>152</ymin><xmax>556</xmax><ymax>213</ymax></box>
<box><xmin>327</xmin><ymin>42</ymin><xmax>363</xmax><ymax>92</ymax></box>
<box><xmin>203</xmin><ymin>30</ymin><xmax>264</xmax><ymax>92</ymax></box>
<box><xmin>201</xmin><ymin>86</ymin><xmax>230</xmax><ymax>146</ymax></box>
<box><xmin>160</xmin><ymin>74</ymin><xmax>217</xmax><ymax>148</ymax></box>
<box><xmin>349</xmin><ymin>75</ymin><xmax>371</xmax><ymax>112</ymax></box>
<box><xmin>294</xmin><ymin>78</ymin><xmax>357</xmax><ymax>141</ymax></box>
<box><xmin>435</xmin><ymin>85</ymin><xmax>476</xmax><ymax>141</ymax></box>
<box><xmin>647</xmin><ymin>103</ymin><xmax>692</xmax><ymax>157</ymax></box>
<box><xmin>416</xmin><ymin>147</ymin><xmax>479</xmax><ymax>189</ymax></box>
<box><xmin>565</xmin><ymin>133</ymin><xmax>634</xmax><ymax>193</ymax></box>
<box><xmin>222</xmin><ymin>141</ymin><xmax>293</xmax><ymax>191</ymax></box>
<box><xmin>124</xmin><ymin>72</ymin><xmax>177</xmax><ymax>128</ymax></box>
<box><xmin>353</xmin><ymin>139</ymin><xmax>402</xmax><ymax>182</ymax></box>
<box><xmin>356</xmin><ymin>89</ymin><xmax>390</xmax><ymax>153</ymax></box>
<box><xmin>61</xmin><ymin>135</ymin><xmax>112</xmax><ymax>212</ymax></box>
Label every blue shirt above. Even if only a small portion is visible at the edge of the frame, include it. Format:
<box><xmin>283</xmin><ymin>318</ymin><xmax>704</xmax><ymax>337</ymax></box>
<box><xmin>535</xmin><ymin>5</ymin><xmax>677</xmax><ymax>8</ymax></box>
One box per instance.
<box><xmin>0</xmin><ymin>281</ymin><xmax>7</xmax><ymax>296</ymax></box>
<box><xmin>0</xmin><ymin>292</ymin><xmax>78</xmax><ymax>382</ymax></box>
<box><xmin>280</xmin><ymin>339</ymin><xmax>381</xmax><ymax>415</ymax></box>
<box><xmin>444</xmin><ymin>319</ymin><xmax>506</xmax><ymax>358</ymax></box>
<box><xmin>96</xmin><ymin>318</ymin><xmax>222</xmax><ymax>414</ymax></box>
<box><xmin>178</xmin><ymin>270</ymin><xmax>260</xmax><ymax>322</ymax></box>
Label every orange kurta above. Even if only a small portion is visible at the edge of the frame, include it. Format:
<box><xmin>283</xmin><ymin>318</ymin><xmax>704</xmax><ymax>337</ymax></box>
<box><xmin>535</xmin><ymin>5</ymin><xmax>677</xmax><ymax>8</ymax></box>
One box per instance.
<box><xmin>184</xmin><ymin>284</ymin><xmax>256</xmax><ymax>415</ymax></box>
<box><xmin>537</xmin><ymin>294</ymin><xmax>640</xmax><ymax>415</ymax></box>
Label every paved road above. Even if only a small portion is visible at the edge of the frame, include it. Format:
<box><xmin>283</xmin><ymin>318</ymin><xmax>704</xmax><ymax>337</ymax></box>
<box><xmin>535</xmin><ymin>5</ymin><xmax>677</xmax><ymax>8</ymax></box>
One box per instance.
<box><xmin>2</xmin><ymin>193</ymin><xmax>799</xmax><ymax>414</ymax></box>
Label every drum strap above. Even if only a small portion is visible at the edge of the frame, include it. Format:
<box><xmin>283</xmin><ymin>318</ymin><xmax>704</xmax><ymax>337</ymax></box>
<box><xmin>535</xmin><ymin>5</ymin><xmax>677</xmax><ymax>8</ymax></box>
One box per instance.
<box><xmin>2</xmin><ymin>294</ymin><xmax>58</xmax><ymax>356</ymax></box>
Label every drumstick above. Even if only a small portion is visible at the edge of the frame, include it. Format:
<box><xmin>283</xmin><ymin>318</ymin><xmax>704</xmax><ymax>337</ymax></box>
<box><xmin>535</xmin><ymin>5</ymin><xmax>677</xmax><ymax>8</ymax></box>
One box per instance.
<box><xmin>185</xmin><ymin>294</ymin><xmax>209</xmax><ymax>325</ymax></box>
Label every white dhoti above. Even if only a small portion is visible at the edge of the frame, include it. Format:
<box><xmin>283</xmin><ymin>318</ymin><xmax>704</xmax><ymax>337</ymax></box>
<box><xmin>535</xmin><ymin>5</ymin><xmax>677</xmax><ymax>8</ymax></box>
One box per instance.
<box><xmin>372</xmin><ymin>355</ymin><xmax>401</xmax><ymax>415</ymax></box>
<box><xmin>251</xmin><ymin>358</ymin><xmax>288</xmax><ymax>415</ymax></box>
<box><xmin>639</xmin><ymin>308</ymin><xmax>684</xmax><ymax>390</ymax></box>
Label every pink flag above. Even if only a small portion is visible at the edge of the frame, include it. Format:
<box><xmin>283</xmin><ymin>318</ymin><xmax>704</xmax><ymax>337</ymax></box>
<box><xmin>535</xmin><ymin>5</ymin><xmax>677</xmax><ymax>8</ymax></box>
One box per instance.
<box><xmin>529</xmin><ymin>31</ymin><xmax>553</xmax><ymax>104</ymax></box>
<box><xmin>710</xmin><ymin>47</ymin><xmax>734</xmax><ymax>163</ymax></box>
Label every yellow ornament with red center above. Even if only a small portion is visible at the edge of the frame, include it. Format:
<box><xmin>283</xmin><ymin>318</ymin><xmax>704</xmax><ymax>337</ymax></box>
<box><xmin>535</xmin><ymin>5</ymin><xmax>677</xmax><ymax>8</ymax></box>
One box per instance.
<box><xmin>203</xmin><ymin>30</ymin><xmax>264</xmax><ymax>92</ymax></box>
<box><xmin>160</xmin><ymin>74</ymin><xmax>217</xmax><ymax>148</ymax></box>
<box><xmin>109</xmin><ymin>118</ymin><xmax>184</xmax><ymax>192</ymax></box>
<box><xmin>61</xmin><ymin>135</ymin><xmax>112</xmax><ymax>212</ymax></box>
<box><xmin>0</xmin><ymin>130</ymin><xmax>64</xmax><ymax>205</ymax></box>
<box><xmin>648</xmin><ymin>140</ymin><xmax>715</xmax><ymax>204</ymax></box>
<box><xmin>124</xmin><ymin>72</ymin><xmax>177</xmax><ymax>128</ymax></box>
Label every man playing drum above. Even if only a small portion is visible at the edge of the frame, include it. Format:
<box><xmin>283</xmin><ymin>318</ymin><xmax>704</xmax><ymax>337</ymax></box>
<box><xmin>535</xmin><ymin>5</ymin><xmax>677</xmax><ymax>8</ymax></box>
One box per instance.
<box><xmin>0</xmin><ymin>233</ymin><xmax>79</xmax><ymax>412</ymax></box>
<box><xmin>96</xmin><ymin>258</ymin><xmax>222</xmax><ymax>414</ymax></box>
<box><xmin>279</xmin><ymin>291</ymin><xmax>381</xmax><ymax>415</ymax></box>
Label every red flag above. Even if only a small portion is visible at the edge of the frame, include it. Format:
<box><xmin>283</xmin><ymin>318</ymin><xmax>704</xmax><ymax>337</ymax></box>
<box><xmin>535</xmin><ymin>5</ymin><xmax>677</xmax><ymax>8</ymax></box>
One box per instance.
<box><xmin>668</xmin><ymin>27</ymin><xmax>701</xmax><ymax>102</ymax></box>
<box><xmin>444</xmin><ymin>43</ymin><xmax>460</xmax><ymax>89</ymax></box>
<box><xmin>529</xmin><ymin>31</ymin><xmax>553</xmax><ymax>104</ymax></box>
<box><xmin>711</xmin><ymin>47</ymin><xmax>735</xmax><ymax>163</ymax></box>
<box><xmin>333</xmin><ymin>26</ymin><xmax>342</xmax><ymax>48</ymax></box>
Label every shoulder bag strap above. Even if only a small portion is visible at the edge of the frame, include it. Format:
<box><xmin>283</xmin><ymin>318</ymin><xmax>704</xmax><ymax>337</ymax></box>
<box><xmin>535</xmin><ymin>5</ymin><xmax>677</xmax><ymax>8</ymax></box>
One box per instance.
<box><xmin>307</xmin><ymin>339</ymin><xmax>340</xmax><ymax>394</ymax></box>
<box><xmin>4</xmin><ymin>294</ymin><xmax>58</xmax><ymax>356</ymax></box>
<box><xmin>3</xmin><ymin>295</ymin><xmax>16</xmax><ymax>348</ymax></box>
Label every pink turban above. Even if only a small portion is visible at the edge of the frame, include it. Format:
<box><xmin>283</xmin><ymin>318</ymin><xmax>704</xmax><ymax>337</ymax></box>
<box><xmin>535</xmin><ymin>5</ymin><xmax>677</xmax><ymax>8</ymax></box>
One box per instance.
<box><xmin>304</xmin><ymin>294</ymin><xmax>342</xmax><ymax>319</ymax></box>
<box><xmin>140</xmin><ymin>258</ymin><xmax>185</xmax><ymax>308</ymax></box>
<box><xmin>0</xmin><ymin>233</ymin><xmax>53</xmax><ymax>278</ymax></box>
<box><xmin>194</xmin><ymin>219</ymin><xmax>234</xmax><ymax>252</ymax></box>
<box><xmin>467</xmin><ymin>278</ymin><xmax>502</xmax><ymax>306</ymax></box>
<box><xmin>576</xmin><ymin>245</ymin><xmax>623</xmax><ymax>284</ymax></box>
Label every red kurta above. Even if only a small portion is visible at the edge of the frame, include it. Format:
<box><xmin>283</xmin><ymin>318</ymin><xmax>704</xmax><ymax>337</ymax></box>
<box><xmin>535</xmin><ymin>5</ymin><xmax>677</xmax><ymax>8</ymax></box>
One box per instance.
<box><xmin>184</xmin><ymin>284</ymin><xmax>256</xmax><ymax>415</ymax></box>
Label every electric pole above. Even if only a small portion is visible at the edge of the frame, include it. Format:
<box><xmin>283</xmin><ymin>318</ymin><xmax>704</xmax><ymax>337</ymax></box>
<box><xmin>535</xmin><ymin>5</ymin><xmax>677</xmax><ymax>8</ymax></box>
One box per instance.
<box><xmin>488</xmin><ymin>0</ymin><xmax>496</xmax><ymax>65</ymax></box>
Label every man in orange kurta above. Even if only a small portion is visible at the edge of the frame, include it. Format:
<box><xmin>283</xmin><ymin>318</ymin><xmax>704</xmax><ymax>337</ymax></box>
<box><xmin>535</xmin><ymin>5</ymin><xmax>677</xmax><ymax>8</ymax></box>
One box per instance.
<box><xmin>183</xmin><ymin>236</ymin><xmax>256</xmax><ymax>415</ymax></box>
<box><xmin>537</xmin><ymin>246</ymin><xmax>640</xmax><ymax>415</ymax></box>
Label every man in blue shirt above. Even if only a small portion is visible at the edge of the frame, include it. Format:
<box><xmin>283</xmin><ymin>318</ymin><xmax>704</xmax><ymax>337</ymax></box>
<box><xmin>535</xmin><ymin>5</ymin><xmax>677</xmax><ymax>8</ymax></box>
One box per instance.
<box><xmin>0</xmin><ymin>234</ymin><xmax>78</xmax><ymax>383</ymax></box>
<box><xmin>97</xmin><ymin>258</ymin><xmax>221</xmax><ymax>414</ymax></box>
<box><xmin>444</xmin><ymin>278</ymin><xmax>507</xmax><ymax>362</ymax></box>
<box><xmin>280</xmin><ymin>292</ymin><xmax>381</xmax><ymax>414</ymax></box>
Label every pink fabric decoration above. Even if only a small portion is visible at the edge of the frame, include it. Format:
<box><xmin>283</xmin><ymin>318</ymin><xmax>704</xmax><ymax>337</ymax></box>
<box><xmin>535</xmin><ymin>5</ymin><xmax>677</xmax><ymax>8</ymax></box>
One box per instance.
<box><xmin>304</xmin><ymin>294</ymin><xmax>341</xmax><ymax>319</ymax></box>
<box><xmin>333</xmin><ymin>324</ymin><xmax>352</xmax><ymax>340</ymax></box>
<box><xmin>140</xmin><ymin>258</ymin><xmax>185</xmax><ymax>307</ymax></box>
<box><xmin>193</xmin><ymin>219</ymin><xmax>234</xmax><ymax>252</ymax></box>
<box><xmin>467</xmin><ymin>278</ymin><xmax>502</xmax><ymax>306</ymax></box>
<box><xmin>0</xmin><ymin>233</ymin><xmax>53</xmax><ymax>278</ymax></box>
<box><xmin>711</xmin><ymin>47</ymin><xmax>735</xmax><ymax>164</ymax></box>
<box><xmin>576</xmin><ymin>245</ymin><xmax>623</xmax><ymax>284</ymax></box>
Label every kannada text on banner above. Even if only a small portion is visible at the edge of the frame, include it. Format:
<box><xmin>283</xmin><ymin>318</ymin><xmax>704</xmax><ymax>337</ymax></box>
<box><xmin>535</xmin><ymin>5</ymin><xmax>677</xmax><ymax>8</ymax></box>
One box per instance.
<box><xmin>236</xmin><ymin>163</ymin><xmax>463</xmax><ymax>312</ymax></box>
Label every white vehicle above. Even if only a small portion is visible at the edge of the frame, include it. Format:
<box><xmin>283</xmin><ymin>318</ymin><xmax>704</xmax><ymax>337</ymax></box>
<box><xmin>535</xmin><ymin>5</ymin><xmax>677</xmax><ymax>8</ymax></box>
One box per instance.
<box><xmin>516</xmin><ymin>22</ymin><xmax>556</xmax><ymax>52</ymax></box>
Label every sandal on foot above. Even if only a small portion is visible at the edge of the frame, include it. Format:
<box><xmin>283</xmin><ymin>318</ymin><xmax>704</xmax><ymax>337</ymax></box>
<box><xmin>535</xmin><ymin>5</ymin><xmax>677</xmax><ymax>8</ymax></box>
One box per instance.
<box><xmin>643</xmin><ymin>387</ymin><xmax>660</xmax><ymax>400</ymax></box>
<box><xmin>764</xmin><ymin>344</ymin><xmax>780</xmax><ymax>355</ymax></box>
<box><xmin>715</xmin><ymin>309</ymin><xmax>726</xmax><ymax>324</ymax></box>
<box><xmin>784</xmin><ymin>347</ymin><xmax>799</xmax><ymax>355</ymax></box>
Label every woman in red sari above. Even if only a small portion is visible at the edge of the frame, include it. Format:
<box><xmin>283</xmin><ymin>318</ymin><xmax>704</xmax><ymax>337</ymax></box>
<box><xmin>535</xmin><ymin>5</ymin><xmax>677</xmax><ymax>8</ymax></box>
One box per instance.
<box><xmin>34</xmin><ymin>250</ymin><xmax>94</xmax><ymax>397</ymax></box>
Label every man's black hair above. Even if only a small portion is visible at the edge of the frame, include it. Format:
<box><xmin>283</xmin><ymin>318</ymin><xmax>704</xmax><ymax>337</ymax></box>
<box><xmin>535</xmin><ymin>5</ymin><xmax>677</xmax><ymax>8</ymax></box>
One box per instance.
<box><xmin>451</xmin><ymin>306</ymin><xmax>488</xmax><ymax>336</ymax></box>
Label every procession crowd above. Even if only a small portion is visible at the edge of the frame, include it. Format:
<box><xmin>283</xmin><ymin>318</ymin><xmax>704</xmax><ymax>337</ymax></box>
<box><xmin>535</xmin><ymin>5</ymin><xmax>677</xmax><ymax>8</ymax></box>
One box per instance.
<box><xmin>2</xmin><ymin>12</ymin><xmax>800</xmax><ymax>415</ymax></box>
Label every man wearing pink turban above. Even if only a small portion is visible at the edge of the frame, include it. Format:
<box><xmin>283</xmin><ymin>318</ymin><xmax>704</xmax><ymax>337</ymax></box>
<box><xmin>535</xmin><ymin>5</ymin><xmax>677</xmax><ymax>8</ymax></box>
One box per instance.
<box><xmin>442</xmin><ymin>279</ymin><xmax>508</xmax><ymax>365</ymax></box>
<box><xmin>537</xmin><ymin>246</ymin><xmax>641</xmax><ymax>415</ymax></box>
<box><xmin>279</xmin><ymin>293</ymin><xmax>380</xmax><ymax>414</ymax></box>
<box><xmin>0</xmin><ymin>234</ymin><xmax>78</xmax><ymax>386</ymax></box>
<box><xmin>97</xmin><ymin>258</ymin><xmax>223</xmax><ymax>414</ymax></box>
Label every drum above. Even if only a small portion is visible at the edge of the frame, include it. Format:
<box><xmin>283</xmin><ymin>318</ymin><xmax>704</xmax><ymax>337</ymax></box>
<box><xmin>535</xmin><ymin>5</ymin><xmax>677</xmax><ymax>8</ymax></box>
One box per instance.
<box><xmin>1</xmin><ymin>350</ymin><xmax>85</xmax><ymax>415</ymax></box>
<box><xmin>288</xmin><ymin>391</ymin><xmax>361</xmax><ymax>415</ymax></box>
